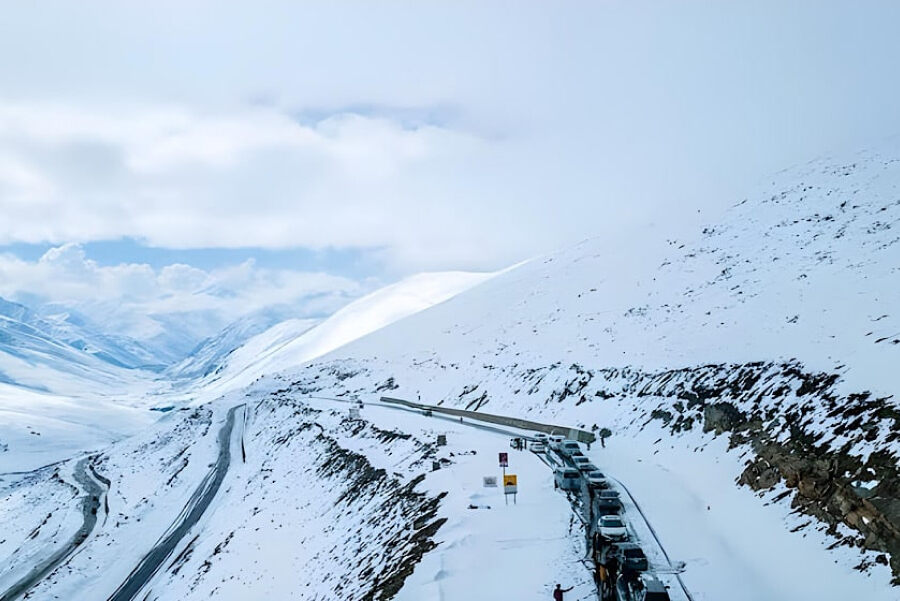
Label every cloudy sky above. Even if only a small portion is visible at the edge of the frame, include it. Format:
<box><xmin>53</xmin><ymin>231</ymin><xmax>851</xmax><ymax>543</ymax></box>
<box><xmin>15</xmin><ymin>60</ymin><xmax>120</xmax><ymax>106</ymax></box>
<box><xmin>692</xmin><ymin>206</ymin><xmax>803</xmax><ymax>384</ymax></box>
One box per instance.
<box><xmin>2</xmin><ymin>1</ymin><xmax>899</xmax><ymax>344</ymax></box>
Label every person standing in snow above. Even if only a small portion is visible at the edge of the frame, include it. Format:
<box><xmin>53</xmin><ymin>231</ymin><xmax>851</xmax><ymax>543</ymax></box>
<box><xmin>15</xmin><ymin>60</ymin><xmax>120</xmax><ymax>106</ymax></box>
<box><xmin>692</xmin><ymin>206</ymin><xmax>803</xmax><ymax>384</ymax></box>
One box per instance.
<box><xmin>553</xmin><ymin>583</ymin><xmax>573</xmax><ymax>600</ymax></box>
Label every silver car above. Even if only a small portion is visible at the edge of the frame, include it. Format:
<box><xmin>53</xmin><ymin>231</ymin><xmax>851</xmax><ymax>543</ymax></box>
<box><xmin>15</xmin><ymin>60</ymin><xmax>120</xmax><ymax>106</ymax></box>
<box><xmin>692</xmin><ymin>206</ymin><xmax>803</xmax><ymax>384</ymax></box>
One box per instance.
<box><xmin>572</xmin><ymin>455</ymin><xmax>592</xmax><ymax>470</ymax></box>
<box><xmin>584</xmin><ymin>470</ymin><xmax>608</xmax><ymax>489</ymax></box>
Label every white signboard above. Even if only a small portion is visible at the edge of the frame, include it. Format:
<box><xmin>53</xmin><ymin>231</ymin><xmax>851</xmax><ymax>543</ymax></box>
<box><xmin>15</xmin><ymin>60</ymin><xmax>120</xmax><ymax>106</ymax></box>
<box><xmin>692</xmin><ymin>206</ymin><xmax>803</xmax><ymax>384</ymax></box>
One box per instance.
<box><xmin>483</xmin><ymin>476</ymin><xmax>498</xmax><ymax>487</ymax></box>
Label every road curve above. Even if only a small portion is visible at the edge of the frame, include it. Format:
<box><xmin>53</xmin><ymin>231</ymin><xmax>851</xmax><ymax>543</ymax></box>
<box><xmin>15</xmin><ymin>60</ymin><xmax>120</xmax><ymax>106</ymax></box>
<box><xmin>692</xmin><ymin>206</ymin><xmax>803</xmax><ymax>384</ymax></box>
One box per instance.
<box><xmin>106</xmin><ymin>404</ymin><xmax>244</xmax><ymax>601</ymax></box>
<box><xmin>609</xmin><ymin>476</ymin><xmax>695</xmax><ymax>601</ymax></box>
<box><xmin>0</xmin><ymin>457</ymin><xmax>106</xmax><ymax>601</ymax></box>
<box><xmin>312</xmin><ymin>394</ymin><xmax>693</xmax><ymax>601</ymax></box>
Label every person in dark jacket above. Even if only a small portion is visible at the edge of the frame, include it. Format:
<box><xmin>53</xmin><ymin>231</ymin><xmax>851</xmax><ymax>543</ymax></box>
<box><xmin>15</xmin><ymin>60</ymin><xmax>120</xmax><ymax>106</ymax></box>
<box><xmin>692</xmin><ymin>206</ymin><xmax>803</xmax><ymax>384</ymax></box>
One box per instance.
<box><xmin>553</xmin><ymin>583</ymin><xmax>573</xmax><ymax>600</ymax></box>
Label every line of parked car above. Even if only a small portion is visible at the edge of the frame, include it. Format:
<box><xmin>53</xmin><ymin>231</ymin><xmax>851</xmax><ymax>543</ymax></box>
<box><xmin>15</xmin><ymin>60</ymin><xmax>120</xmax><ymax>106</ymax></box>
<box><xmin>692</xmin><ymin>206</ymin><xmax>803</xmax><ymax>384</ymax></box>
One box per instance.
<box><xmin>544</xmin><ymin>434</ymin><xmax>613</xmax><ymax>496</ymax></box>
<box><xmin>527</xmin><ymin>433</ymin><xmax>669</xmax><ymax>601</ymax></box>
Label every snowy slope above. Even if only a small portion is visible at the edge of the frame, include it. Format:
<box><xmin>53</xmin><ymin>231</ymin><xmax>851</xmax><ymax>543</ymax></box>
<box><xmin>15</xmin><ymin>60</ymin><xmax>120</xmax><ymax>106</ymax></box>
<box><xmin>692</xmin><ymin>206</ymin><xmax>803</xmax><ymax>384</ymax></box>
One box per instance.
<box><xmin>0</xmin><ymin>297</ymin><xmax>160</xmax><ymax>394</ymax></box>
<box><xmin>9</xmin><ymin>387</ymin><xmax>590</xmax><ymax>601</ymax></box>
<box><xmin>3</xmin><ymin>146</ymin><xmax>899</xmax><ymax>601</ymax></box>
<box><xmin>167</xmin><ymin>309</ymin><xmax>319</xmax><ymax>381</ymax></box>
<box><xmin>0</xmin><ymin>382</ymin><xmax>153</xmax><ymax>472</ymax></box>
<box><xmin>247</xmin><ymin>145</ymin><xmax>899</xmax><ymax>594</ymax></box>
<box><xmin>189</xmin><ymin>271</ymin><xmax>494</xmax><ymax>399</ymax></box>
<box><xmin>334</xmin><ymin>151</ymin><xmax>899</xmax><ymax>391</ymax></box>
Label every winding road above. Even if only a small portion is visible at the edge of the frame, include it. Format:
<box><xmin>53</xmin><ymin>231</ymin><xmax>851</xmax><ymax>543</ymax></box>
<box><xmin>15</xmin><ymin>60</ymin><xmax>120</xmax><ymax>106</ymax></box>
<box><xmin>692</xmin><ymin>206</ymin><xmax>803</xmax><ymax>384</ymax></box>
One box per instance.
<box><xmin>0</xmin><ymin>457</ymin><xmax>107</xmax><ymax>601</ymax></box>
<box><xmin>308</xmin><ymin>394</ymin><xmax>694</xmax><ymax>601</ymax></box>
<box><xmin>106</xmin><ymin>404</ymin><xmax>245</xmax><ymax>601</ymax></box>
<box><xmin>6</xmin><ymin>393</ymin><xmax>682</xmax><ymax>601</ymax></box>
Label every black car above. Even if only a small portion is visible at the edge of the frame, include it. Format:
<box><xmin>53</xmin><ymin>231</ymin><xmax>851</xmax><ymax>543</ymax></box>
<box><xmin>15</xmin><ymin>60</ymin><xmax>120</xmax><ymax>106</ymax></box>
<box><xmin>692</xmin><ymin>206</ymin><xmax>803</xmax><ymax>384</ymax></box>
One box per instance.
<box><xmin>614</xmin><ymin>542</ymin><xmax>649</xmax><ymax>572</ymax></box>
<box><xmin>595</xmin><ymin>488</ymin><xmax>621</xmax><ymax>512</ymax></box>
<box><xmin>616</xmin><ymin>573</ymin><xmax>669</xmax><ymax>601</ymax></box>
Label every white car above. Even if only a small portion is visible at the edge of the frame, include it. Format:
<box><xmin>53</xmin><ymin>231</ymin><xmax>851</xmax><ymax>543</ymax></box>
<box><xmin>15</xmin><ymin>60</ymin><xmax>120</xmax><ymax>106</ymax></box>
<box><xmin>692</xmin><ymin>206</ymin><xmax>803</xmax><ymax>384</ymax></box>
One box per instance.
<box><xmin>548</xmin><ymin>435</ymin><xmax>566</xmax><ymax>450</ymax></box>
<box><xmin>598</xmin><ymin>515</ymin><xmax>628</xmax><ymax>541</ymax></box>
<box><xmin>532</xmin><ymin>432</ymin><xmax>549</xmax><ymax>443</ymax></box>
<box><xmin>529</xmin><ymin>440</ymin><xmax>547</xmax><ymax>453</ymax></box>
<box><xmin>559</xmin><ymin>440</ymin><xmax>582</xmax><ymax>457</ymax></box>
<box><xmin>584</xmin><ymin>470</ymin><xmax>609</xmax><ymax>489</ymax></box>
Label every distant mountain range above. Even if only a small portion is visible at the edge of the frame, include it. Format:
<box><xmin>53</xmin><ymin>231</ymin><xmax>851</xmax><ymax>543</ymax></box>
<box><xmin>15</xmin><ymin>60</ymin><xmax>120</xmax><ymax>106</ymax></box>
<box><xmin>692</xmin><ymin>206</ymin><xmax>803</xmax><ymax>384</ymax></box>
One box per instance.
<box><xmin>0</xmin><ymin>297</ymin><xmax>164</xmax><ymax>395</ymax></box>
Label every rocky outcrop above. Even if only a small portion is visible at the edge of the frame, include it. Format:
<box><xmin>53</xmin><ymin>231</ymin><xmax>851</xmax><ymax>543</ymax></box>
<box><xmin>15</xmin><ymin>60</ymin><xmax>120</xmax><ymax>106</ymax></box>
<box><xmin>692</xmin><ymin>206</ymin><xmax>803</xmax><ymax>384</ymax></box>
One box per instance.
<box><xmin>631</xmin><ymin>362</ymin><xmax>900</xmax><ymax>581</ymax></box>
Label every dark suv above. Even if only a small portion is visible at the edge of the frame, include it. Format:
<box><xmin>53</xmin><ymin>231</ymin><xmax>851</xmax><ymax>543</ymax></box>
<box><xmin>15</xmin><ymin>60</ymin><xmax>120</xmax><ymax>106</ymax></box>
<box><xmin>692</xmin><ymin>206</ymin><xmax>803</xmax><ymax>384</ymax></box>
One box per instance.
<box><xmin>614</xmin><ymin>542</ymin><xmax>649</xmax><ymax>572</ymax></box>
<box><xmin>595</xmin><ymin>489</ymin><xmax>621</xmax><ymax>512</ymax></box>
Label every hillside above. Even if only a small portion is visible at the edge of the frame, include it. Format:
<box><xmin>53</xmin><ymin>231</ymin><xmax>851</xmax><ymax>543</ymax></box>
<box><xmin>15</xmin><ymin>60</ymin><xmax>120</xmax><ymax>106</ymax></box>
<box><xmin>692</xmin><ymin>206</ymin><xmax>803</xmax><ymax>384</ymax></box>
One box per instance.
<box><xmin>2</xmin><ymin>146</ymin><xmax>898</xmax><ymax>600</ymax></box>
<box><xmin>182</xmin><ymin>271</ymin><xmax>494</xmax><ymax>400</ymax></box>
<box><xmin>167</xmin><ymin>309</ymin><xmax>319</xmax><ymax>381</ymax></box>
<box><xmin>0</xmin><ymin>272</ymin><xmax>491</xmax><ymax>472</ymax></box>
<box><xmin>0</xmin><ymin>297</ymin><xmax>161</xmax><ymax>394</ymax></box>
<box><xmin>246</xmin><ymin>145</ymin><xmax>900</xmax><ymax>594</ymax></box>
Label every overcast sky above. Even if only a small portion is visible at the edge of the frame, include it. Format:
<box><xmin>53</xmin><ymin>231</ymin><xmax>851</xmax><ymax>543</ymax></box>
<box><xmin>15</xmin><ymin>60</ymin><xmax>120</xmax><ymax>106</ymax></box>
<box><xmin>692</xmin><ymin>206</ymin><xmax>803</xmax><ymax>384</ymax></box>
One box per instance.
<box><xmin>2</xmin><ymin>1</ymin><xmax>899</xmax><ymax>340</ymax></box>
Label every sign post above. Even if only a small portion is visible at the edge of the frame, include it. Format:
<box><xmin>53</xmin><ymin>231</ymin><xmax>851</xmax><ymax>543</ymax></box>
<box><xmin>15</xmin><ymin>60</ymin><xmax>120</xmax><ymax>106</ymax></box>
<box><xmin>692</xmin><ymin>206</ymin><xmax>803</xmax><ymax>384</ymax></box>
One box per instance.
<box><xmin>503</xmin><ymin>474</ymin><xmax>518</xmax><ymax>505</ymax></box>
<box><xmin>499</xmin><ymin>453</ymin><xmax>516</xmax><ymax>504</ymax></box>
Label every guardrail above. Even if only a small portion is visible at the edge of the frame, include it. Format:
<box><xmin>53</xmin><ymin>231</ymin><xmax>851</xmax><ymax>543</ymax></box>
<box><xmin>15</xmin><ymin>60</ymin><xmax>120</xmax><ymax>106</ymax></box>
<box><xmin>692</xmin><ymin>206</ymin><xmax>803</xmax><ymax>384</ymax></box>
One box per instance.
<box><xmin>379</xmin><ymin>396</ymin><xmax>596</xmax><ymax>444</ymax></box>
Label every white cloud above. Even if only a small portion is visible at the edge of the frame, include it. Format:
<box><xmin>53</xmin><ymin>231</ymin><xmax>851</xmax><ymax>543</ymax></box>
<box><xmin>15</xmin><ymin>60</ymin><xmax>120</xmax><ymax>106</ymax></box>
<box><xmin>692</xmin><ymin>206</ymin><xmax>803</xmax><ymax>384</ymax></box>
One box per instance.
<box><xmin>0</xmin><ymin>244</ymin><xmax>365</xmax><ymax>344</ymax></box>
<box><xmin>0</xmin><ymin>101</ymin><xmax>528</xmax><ymax>270</ymax></box>
<box><xmin>1</xmin><ymin>2</ymin><xmax>900</xmax><ymax>274</ymax></box>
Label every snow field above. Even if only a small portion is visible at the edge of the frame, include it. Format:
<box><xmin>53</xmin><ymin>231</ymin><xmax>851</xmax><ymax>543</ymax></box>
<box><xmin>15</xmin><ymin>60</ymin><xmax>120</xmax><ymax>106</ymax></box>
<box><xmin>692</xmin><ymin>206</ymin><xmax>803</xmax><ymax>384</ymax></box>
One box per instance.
<box><xmin>347</xmin><ymin>401</ymin><xmax>593</xmax><ymax>601</ymax></box>
<box><xmin>0</xmin><ymin>463</ymin><xmax>81</xmax><ymax>592</ymax></box>
<box><xmin>586</xmin><ymin>422</ymin><xmax>896</xmax><ymax>601</ymax></box>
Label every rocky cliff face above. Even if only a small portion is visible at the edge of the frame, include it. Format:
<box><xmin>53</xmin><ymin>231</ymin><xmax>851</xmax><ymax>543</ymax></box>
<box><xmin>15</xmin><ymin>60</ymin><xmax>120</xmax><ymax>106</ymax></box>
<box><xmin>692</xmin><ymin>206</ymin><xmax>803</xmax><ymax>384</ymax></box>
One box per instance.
<box><xmin>267</xmin><ymin>356</ymin><xmax>900</xmax><ymax>582</ymax></box>
<box><xmin>623</xmin><ymin>361</ymin><xmax>900</xmax><ymax>581</ymax></box>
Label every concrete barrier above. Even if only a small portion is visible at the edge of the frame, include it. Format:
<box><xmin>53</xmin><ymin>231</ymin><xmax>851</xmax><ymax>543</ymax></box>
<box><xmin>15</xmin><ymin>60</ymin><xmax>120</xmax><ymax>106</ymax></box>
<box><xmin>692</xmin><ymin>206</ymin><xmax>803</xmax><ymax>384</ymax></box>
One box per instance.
<box><xmin>379</xmin><ymin>396</ymin><xmax>597</xmax><ymax>444</ymax></box>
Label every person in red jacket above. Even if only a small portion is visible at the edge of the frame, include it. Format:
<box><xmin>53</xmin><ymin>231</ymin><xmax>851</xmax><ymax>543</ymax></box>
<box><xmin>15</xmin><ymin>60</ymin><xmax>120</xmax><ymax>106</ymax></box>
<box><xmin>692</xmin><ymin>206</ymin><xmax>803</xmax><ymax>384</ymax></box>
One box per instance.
<box><xmin>553</xmin><ymin>583</ymin><xmax>573</xmax><ymax>600</ymax></box>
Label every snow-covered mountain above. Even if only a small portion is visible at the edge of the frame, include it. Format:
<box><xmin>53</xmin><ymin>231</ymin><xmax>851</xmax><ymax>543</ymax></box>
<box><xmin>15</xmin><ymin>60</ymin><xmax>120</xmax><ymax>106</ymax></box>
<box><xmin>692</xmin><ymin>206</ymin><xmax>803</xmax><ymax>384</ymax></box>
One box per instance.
<box><xmin>0</xmin><ymin>271</ymin><xmax>491</xmax><ymax>471</ymax></box>
<box><xmin>0</xmin><ymin>297</ymin><xmax>160</xmax><ymax>395</ymax></box>
<box><xmin>167</xmin><ymin>308</ymin><xmax>319</xmax><ymax>381</ymax></box>
<box><xmin>185</xmin><ymin>271</ymin><xmax>494</xmax><ymax>399</ymax></box>
<box><xmin>206</xmin><ymin>144</ymin><xmax>899</xmax><ymax>595</ymax></box>
<box><xmin>34</xmin><ymin>303</ymin><xmax>169</xmax><ymax>371</ymax></box>
<box><xmin>3</xmin><ymin>146</ymin><xmax>899</xmax><ymax>600</ymax></box>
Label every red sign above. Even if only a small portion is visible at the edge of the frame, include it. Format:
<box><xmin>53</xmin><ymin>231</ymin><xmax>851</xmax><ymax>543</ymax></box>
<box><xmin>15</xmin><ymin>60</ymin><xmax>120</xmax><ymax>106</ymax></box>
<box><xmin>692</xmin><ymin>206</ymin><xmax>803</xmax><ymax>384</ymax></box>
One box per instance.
<box><xmin>499</xmin><ymin>452</ymin><xmax>508</xmax><ymax>467</ymax></box>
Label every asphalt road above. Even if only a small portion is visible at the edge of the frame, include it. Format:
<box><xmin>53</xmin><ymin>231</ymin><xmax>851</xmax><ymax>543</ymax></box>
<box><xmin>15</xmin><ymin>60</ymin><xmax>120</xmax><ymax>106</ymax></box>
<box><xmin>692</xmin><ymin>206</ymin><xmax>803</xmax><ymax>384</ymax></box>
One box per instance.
<box><xmin>106</xmin><ymin>404</ymin><xmax>245</xmax><ymax>601</ymax></box>
<box><xmin>0</xmin><ymin>457</ymin><xmax>106</xmax><ymax>601</ymax></box>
